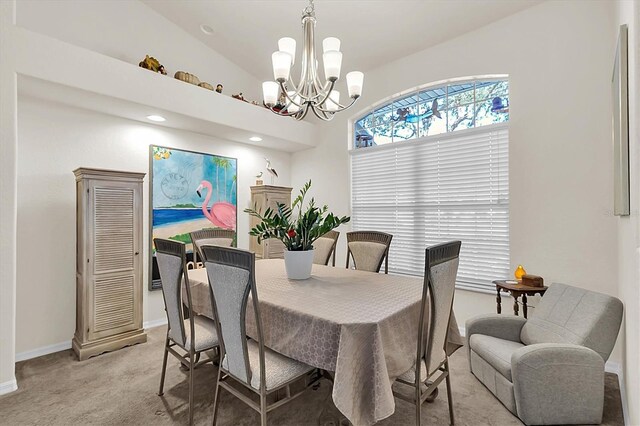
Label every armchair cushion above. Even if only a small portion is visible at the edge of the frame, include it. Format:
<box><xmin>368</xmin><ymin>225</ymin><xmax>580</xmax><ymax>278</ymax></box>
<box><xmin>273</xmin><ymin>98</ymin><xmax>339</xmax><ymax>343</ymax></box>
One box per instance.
<box><xmin>469</xmin><ymin>334</ymin><xmax>524</xmax><ymax>381</ymax></box>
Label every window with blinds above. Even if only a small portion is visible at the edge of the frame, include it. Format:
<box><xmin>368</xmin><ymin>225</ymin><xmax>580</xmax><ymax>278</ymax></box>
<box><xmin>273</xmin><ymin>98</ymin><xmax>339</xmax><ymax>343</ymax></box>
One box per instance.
<box><xmin>350</xmin><ymin>124</ymin><xmax>509</xmax><ymax>292</ymax></box>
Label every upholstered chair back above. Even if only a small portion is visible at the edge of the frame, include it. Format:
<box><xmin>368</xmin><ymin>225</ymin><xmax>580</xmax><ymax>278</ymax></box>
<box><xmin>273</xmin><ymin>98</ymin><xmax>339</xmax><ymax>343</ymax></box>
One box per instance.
<box><xmin>312</xmin><ymin>230</ymin><xmax>339</xmax><ymax>265</ymax></box>
<box><xmin>520</xmin><ymin>283</ymin><xmax>623</xmax><ymax>361</ymax></box>
<box><xmin>421</xmin><ymin>241</ymin><xmax>461</xmax><ymax>375</ymax></box>
<box><xmin>154</xmin><ymin>238</ymin><xmax>189</xmax><ymax>347</ymax></box>
<box><xmin>346</xmin><ymin>231</ymin><xmax>393</xmax><ymax>273</ymax></box>
<box><xmin>190</xmin><ymin>229</ymin><xmax>235</xmax><ymax>262</ymax></box>
<box><xmin>202</xmin><ymin>245</ymin><xmax>257</xmax><ymax>386</ymax></box>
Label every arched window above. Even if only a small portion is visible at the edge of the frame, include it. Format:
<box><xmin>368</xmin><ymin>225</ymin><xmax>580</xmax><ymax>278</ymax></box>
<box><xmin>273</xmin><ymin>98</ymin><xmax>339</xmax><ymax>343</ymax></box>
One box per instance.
<box><xmin>354</xmin><ymin>78</ymin><xmax>508</xmax><ymax>149</ymax></box>
<box><xmin>350</xmin><ymin>77</ymin><xmax>509</xmax><ymax>292</ymax></box>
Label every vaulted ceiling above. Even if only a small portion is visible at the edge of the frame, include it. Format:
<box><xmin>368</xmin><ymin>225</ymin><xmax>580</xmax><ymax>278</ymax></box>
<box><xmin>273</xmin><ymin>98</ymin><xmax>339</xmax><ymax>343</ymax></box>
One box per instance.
<box><xmin>144</xmin><ymin>0</ymin><xmax>541</xmax><ymax>82</ymax></box>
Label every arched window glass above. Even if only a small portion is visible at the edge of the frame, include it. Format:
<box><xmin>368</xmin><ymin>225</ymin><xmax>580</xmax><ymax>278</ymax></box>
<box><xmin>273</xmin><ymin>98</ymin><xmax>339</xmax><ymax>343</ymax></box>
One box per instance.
<box><xmin>354</xmin><ymin>79</ymin><xmax>509</xmax><ymax>149</ymax></box>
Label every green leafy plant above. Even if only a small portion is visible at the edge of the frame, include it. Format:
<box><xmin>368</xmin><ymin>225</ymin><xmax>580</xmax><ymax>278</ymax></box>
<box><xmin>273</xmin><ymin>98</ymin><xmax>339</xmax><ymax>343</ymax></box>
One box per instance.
<box><xmin>244</xmin><ymin>180</ymin><xmax>350</xmax><ymax>251</ymax></box>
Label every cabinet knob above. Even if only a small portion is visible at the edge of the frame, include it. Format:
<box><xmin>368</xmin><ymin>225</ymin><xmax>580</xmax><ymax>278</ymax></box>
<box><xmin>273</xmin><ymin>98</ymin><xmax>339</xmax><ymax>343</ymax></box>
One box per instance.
<box><xmin>135</xmin><ymin>252</ymin><xmax>139</xmax><ymax>255</ymax></box>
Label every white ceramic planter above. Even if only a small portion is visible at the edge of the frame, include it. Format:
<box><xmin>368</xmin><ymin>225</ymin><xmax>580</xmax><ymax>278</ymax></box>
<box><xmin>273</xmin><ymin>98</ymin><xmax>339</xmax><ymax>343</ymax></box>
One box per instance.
<box><xmin>283</xmin><ymin>249</ymin><xmax>314</xmax><ymax>280</ymax></box>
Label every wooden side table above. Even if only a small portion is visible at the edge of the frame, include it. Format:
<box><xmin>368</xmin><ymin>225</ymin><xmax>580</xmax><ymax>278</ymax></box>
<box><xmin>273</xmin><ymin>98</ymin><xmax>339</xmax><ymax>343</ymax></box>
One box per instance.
<box><xmin>493</xmin><ymin>280</ymin><xmax>548</xmax><ymax>319</ymax></box>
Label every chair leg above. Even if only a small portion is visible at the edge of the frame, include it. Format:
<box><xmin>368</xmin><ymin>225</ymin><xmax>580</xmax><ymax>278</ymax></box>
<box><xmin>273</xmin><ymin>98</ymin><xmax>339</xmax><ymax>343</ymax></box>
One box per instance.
<box><xmin>445</xmin><ymin>360</ymin><xmax>455</xmax><ymax>425</ymax></box>
<box><xmin>158</xmin><ymin>335</ymin><xmax>170</xmax><ymax>396</ymax></box>
<box><xmin>260</xmin><ymin>392</ymin><xmax>268</xmax><ymax>426</ymax></box>
<box><xmin>415</xmin><ymin>382</ymin><xmax>422</xmax><ymax>426</ymax></box>
<box><xmin>212</xmin><ymin>367</ymin><xmax>222</xmax><ymax>426</ymax></box>
<box><xmin>189</xmin><ymin>351</ymin><xmax>195</xmax><ymax>425</ymax></box>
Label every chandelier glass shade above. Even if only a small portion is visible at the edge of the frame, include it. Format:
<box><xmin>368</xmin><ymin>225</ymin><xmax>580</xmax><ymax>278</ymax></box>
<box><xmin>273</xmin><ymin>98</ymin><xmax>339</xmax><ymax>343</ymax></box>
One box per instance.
<box><xmin>262</xmin><ymin>0</ymin><xmax>364</xmax><ymax>121</ymax></box>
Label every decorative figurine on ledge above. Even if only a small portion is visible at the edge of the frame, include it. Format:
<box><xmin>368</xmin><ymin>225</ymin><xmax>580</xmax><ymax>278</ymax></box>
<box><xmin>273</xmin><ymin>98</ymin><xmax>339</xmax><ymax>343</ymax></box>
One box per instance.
<box><xmin>215</xmin><ymin>84</ymin><xmax>223</xmax><ymax>93</ymax></box>
<box><xmin>138</xmin><ymin>55</ymin><xmax>167</xmax><ymax>75</ymax></box>
<box><xmin>198</xmin><ymin>82</ymin><xmax>214</xmax><ymax>91</ymax></box>
<box><xmin>265</xmin><ymin>158</ymin><xmax>278</xmax><ymax>185</ymax></box>
<box><xmin>232</xmin><ymin>92</ymin><xmax>247</xmax><ymax>102</ymax></box>
<box><xmin>255</xmin><ymin>171</ymin><xmax>264</xmax><ymax>186</ymax></box>
<box><xmin>174</xmin><ymin>71</ymin><xmax>200</xmax><ymax>85</ymax></box>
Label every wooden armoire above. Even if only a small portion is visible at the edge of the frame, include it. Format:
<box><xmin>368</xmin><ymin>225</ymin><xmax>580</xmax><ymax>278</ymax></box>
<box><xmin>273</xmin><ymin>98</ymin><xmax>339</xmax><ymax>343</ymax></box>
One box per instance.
<box><xmin>73</xmin><ymin>168</ymin><xmax>147</xmax><ymax>360</ymax></box>
<box><xmin>249</xmin><ymin>185</ymin><xmax>292</xmax><ymax>259</ymax></box>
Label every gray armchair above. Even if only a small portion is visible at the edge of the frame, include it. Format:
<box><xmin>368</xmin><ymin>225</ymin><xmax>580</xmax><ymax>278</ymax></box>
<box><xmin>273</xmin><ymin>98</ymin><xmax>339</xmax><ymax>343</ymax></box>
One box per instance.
<box><xmin>466</xmin><ymin>283</ymin><xmax>622</xmax><ymax>425</ymax></box>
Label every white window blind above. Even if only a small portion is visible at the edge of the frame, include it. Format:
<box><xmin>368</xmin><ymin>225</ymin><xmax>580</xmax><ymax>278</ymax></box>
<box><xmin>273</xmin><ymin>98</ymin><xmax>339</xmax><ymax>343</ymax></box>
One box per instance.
<box><xmin>350</xmin><ymin>124</ymin><xmax>509</xmax><ymax>292</ymax></box>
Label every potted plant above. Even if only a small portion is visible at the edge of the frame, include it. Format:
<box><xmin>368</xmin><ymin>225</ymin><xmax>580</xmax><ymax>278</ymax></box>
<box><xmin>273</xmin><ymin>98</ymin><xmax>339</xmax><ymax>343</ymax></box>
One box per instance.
<box><xmin>244</xmin><ymin>180</ymin><xmax>350</xmax><ymax>279</ymax></box>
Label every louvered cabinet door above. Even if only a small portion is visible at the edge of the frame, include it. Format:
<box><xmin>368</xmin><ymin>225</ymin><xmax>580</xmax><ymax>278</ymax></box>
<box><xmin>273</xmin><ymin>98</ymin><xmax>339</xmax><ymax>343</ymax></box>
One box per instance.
<box><xmin>73</xmin><ymin>168</ymin><xmax>146</xmax><ymax>361</ymax></box>
<box><xmin>249</xmin><ymin>186</ymin><xmax>292</xmax><ymax>259</ymax></box>
<box><xmin>86</xmin><ymin>180</ymin><xmax>142</xmax><ymax>341</ymax></box>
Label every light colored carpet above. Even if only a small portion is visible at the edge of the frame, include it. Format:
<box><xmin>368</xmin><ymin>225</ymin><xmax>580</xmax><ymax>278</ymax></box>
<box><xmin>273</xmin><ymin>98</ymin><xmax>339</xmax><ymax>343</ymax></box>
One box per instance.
<box><xmin>0</xmin><ymin>326</ymin><xmax>624</xmax><ymax>425</ymax></box>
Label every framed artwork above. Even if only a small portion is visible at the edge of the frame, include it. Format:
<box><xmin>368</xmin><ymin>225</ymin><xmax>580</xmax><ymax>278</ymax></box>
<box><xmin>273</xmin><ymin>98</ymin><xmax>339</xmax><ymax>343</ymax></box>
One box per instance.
<box><xmin>612</xmin><ymin>24</ymin><xmax>629</xmax><ymax>216</ymax></box>
<box><xmin>149</xmin><ymin>145</ymin><xmax>237</xmax><ymax>290</ymax></box>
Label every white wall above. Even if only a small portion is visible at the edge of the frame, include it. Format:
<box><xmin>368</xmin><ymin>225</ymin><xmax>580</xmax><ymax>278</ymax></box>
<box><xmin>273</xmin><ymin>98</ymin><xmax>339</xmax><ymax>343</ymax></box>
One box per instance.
<box><xmin>614</xmin><ymin>1</ymin><xmax>639</xmax><ymax>424</ymax></box>
<box><xmin>0</xmin><ymin>0</ymin><xmax>19</xmax><ymax>393</ymax></box>
<box><xmin>15</xmin><ymin>97</ymin><xmax>291</xmax><ymax>354</ymax></box>
<box><xmin>15</xmin><ymin>0</ymin><xmax>261</xmax><ymax>101</ymax></box>
<box><xmin>293</xmin><ymin>0</ymin><xmax>622</xmax><ymax>360</ymax></box>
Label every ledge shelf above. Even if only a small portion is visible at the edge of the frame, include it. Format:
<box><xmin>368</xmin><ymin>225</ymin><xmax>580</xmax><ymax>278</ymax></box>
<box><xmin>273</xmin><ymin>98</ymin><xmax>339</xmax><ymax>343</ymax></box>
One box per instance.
<box><xmin>10</xmin><ymin>25</ymin><xmax>317</xmax><ymax>152</ymax></box>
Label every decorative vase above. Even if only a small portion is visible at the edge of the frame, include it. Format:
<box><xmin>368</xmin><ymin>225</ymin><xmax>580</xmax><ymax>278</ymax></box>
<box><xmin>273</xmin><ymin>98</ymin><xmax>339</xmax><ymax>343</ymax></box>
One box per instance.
<box><xmin>284</xmin><ymin>249</ymin><xmax>314</xmax><ymax>280</ymax></box>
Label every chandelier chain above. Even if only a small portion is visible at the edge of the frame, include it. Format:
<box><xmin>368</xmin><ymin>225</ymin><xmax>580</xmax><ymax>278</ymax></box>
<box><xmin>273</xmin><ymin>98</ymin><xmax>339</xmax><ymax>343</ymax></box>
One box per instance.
<box><xmin>303</xmin><ymin>0</ymin><xmax>315</xmax><ymax>16</ymax></box>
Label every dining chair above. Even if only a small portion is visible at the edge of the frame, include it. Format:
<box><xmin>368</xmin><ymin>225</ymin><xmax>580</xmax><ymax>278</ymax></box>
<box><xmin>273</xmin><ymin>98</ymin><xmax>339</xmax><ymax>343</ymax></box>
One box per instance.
<box><xmin>312</xmin><ymin>230</ymin><xmax>340</xmax><ymax>266</ymax></box>
<box><xmin>345</xmin><ymin>231</ymin><xmax>393</xmax><ymax>273</ymax></box>
<box><xmin>189</xmin><ymin>228</ymin><xmax>235</xmax><ymax>265</ymax></box>
<box><xmin>201</xmin><ymin>245</ymin><xmax>321</xmax><ymax>426</ymax></box>
<box><xmin>154</xmin><ymin>238</ymin><xmax>220</xmax><ymax>425</ymax></box>
<box><xmin>394</xmin><ymin>240</ymin><xmax>461</xmax><ymax>426</ymax></box>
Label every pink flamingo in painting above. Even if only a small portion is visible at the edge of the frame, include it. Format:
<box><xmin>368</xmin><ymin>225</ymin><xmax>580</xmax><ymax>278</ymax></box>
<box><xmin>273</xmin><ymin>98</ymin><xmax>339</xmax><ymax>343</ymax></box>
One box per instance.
<box><xmin>195</xmin><ymin>180</ymin><xmax>236</xmax><ymax>230</ymax></box>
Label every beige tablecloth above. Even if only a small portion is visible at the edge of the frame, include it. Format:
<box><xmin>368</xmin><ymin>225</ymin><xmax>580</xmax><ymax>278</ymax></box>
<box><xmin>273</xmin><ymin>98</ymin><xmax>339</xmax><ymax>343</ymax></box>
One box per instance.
<box><xmin>186</xmin><ymin>259</ymin><xmax>463</xmax><ymax>426</ymax></box>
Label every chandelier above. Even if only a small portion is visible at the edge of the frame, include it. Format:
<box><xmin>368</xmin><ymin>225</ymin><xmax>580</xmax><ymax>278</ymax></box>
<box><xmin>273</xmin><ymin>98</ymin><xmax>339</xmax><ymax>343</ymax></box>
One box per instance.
<box><xmin>262</xmin><ymin>0</ymin><xmax>364</xmax><ymax>121</ymax></box>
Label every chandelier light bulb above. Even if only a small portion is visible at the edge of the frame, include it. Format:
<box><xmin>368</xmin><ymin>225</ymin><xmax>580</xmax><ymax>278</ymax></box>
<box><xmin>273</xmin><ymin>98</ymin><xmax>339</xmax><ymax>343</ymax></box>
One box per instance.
<box><xmin>262</xmin><ymin>81</ymin><xmax>279</xmax><ymax>106</ymax></box>
<box><xmin>278</xmin><ymin>37</ymin><xmax>297</xmax><ymax>66</ymax></box>
<box><xmin>323</xmin><ymin>50</ymin><xmax>342</xmax><ymax>81</ymax></box>
<box><xmin>322</xmin><ymin>37</ymin><xmax>341</xmax><ymax>53</ymax></box>
<box><xmin>326</xmin><ymin>90</ymin><xmax>340</xmax><ymax>111</ymax></box>
<box><xmin>346</xmin><ymin>71</ymin><xmax>364</xmax><ymax>98</ymax></box>
<box><xmin>272</xmin><ymin>51</ymin><xmax>292</xmax><ymax>82</ymax></box>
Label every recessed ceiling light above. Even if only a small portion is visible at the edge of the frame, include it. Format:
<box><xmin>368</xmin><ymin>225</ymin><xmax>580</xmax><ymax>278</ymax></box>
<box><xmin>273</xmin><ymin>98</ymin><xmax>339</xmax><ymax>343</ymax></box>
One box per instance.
<box><xmin>200</xmin><ymin>24</ymin><xmax>214</xmax><ymax>35</ymax></box>
<box><xmin>147</xmin><ymin>115</ymin><xmax>166</xmax><ymax>122</ymax></box>
<box><xmin>249</xmin><ymin>136</ymin><xmax>262</xmax><ymax>142</ymax></box>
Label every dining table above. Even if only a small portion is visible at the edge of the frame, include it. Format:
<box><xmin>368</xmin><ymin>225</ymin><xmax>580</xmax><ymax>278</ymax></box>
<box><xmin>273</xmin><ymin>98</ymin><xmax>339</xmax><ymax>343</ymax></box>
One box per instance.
<box><xmin>186</xmin><ymin>259</ymin><xmax>464</xmax><ymax>426</ymax></box>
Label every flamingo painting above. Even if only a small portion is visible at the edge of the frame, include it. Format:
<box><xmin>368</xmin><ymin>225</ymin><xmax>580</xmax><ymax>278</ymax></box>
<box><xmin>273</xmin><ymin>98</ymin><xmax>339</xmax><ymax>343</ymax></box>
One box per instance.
<box><xmin>196</xmin><ymin>180</ymin><xmax>237</xmax><ymax>230</ymax></box>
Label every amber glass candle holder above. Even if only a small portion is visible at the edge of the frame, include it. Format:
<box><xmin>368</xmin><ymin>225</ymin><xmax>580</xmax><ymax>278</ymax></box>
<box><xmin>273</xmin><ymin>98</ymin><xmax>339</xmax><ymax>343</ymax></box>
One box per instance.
<box><xmin>514</xmin><ymin>265</ymin><xmax>526</xmax><ymax>280</ymax></box>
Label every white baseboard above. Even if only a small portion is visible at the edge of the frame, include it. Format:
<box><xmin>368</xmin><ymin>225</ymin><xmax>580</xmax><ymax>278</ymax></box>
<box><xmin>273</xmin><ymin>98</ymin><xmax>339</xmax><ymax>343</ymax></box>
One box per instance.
<box><xmin>15</xmin><ymin>341</ymin><xmax>71</xmax><ymax>362</ymax></box>
<box><xmin>0</xmin><ymin>378</ymin><xmax>17</xmax><ymax>396</ymax></box>
<box><xmin>143</xmin><ymin>318</ymin><xmax>167</xmax><ymax>330</ymax></box>
<box><xmin>460</xmin><ymin>326</ymin><xmax>628</xmax><ymax>424</ymax></box>
<box><xmin>14</xmin><ymin>319</ymin><xmax>167</xmax><ymax>363</ymax></box>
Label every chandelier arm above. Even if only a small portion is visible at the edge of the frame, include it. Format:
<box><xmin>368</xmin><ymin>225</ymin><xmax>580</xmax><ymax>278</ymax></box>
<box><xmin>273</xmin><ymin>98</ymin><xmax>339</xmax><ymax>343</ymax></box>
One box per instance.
<box><xmin>285</xmin><ymin>77</ymin><xmax>302</xmax><ymax>97</ymax></box>
<box><xmin>264</xmin><ymin>103</ymin><xmax>306</xmax><ymax>117</ymax></box>
<box><xmin>266</xmin><ymin>108</ymin><xmax>302</xmax><ymax>117</ymax></box>
<box><xmin>311</xmin><ymin>72</ymin><xmax>327</xmax><ymax>96</ymax></box>
<box><xmin>279</xmin><ymin>81</ymin><xmax>306</xmax><ymax>108</ymax></box>
<box><xmin>313</xmin><ymin>79</ymin><xmax>337</xmax><ymax>107</ymax></box>
<box><xmin>298</xmin><ymin>103</ymin><xmax>312</xmax><ymax>120</ymax></box>
<box><xmin>314</xmin><ymin>96</ymin><xmax>359</xmax><ymax>113</ymax></box>
<box><xmin>313</xmin><ymin>103</ymin><xmax>332</xmax><ymax>120</ymax></box>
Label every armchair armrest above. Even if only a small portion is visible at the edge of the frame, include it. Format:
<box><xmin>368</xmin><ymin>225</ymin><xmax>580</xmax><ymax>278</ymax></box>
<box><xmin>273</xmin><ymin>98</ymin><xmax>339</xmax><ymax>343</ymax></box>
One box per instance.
<box><xmin>465</xmin><ymin>314</ymin><xmax>527</xmax><ymax>343</ymax></box>
<box><xmin>511</xmin><ymin>343</ymin><xmax>605</xmax><ymax>425</ymax></box>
